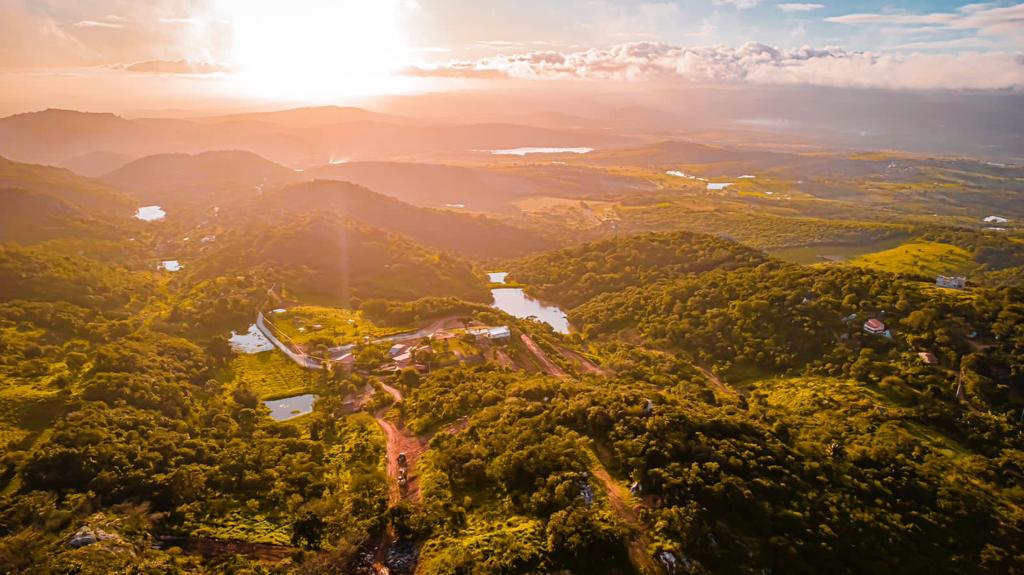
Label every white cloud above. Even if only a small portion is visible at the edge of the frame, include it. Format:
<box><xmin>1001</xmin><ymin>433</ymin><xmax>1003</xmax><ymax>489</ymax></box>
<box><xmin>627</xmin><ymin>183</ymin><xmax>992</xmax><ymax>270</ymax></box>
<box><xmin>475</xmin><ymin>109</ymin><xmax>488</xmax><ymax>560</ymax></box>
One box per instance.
<box><xmin>777</xmin><ymin>3</ymin><xmax>825</xmax><ymax>12</ymax></box>
<box><xmin>408</xmin><ymin>41</ymin><xmax>1024</xmax><ymax>90</ymax></box>
<box><xmin>827</xmin><ymin>3</ymin><xmax>1024</xmax><ymax>40</ymax></box>
<box><xmin>159</xmin><ymin>17</ymin><xmax>201</xmax><ymax>25</ymax></box>
<box><xmin>713</xmin><ymin>0</ymin><xmax>762</xmax><ymax>9</ymax></box>
<box><xmin>72</xmin><ymin>20</ymin><xmax>124</xmax><ymax>29</ymax></box>
<box><xmin>115</xmin><ymin>59</ymin><xmax>229</xmax><ymax>75</ymax></box>
<box><xmin>71</xmin><ymin>14</ymin><xmax>127</xmax><ymax>29</ymax></box>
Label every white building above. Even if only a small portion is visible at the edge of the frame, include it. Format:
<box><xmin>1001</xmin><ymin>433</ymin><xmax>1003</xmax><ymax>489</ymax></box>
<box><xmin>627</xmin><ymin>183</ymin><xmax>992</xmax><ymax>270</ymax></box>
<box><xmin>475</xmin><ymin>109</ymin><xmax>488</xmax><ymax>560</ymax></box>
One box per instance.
<box><xmin>936</xmin><ymin>276</ymin><xmax>966</xmax><ymax>289</ymax></box>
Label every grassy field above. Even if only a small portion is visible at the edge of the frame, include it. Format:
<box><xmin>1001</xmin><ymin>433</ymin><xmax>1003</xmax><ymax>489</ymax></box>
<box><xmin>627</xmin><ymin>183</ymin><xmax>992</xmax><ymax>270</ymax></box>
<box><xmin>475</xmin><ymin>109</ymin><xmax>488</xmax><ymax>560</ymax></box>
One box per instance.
<box><xmin>849</xmin><ymin>241</ymin><xmax>975</xmax><ymax>277</ymax></box>
<box><xmin>231</xmin><ymin>351</ymin><xmax>318</xmax><ymax>400</ymax></box>
<box><xmin>513</xmin><ymin>196</ymin><xmax>621</xmax><ymax>229</ymax></box>
<box><xmin>269</xmin><ymin>305</ymin><xmax>402</xmax><ymax>347</ymax></box>
<box><xmin>769</xmin><ymin>236</ymin><xmax>908</xmax><ymax>264</ymax></box>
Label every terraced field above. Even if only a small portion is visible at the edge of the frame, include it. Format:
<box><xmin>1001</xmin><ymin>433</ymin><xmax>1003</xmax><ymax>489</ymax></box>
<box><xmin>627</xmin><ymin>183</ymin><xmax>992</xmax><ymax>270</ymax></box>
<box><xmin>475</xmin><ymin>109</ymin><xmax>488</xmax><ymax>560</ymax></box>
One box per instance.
<box><xmin>231</xmin><ymin>351</ymin><xmax>318</xmax><ymax>399</ymax></box>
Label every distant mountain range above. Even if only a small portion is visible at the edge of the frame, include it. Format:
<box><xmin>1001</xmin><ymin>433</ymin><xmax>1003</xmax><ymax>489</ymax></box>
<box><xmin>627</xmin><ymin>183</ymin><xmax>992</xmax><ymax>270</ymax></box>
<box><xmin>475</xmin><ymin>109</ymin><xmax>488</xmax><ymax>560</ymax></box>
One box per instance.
<box><xmin>0</xmin><ymin>106</ymin><xmax>637</xmax><ymax>170</ymax></box>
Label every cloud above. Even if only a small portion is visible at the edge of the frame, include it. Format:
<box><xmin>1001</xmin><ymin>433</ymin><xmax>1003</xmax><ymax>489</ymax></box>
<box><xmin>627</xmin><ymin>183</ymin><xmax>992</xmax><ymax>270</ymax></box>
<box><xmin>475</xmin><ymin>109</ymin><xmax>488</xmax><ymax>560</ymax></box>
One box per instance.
<box><xmin>827</xmin><ymin>3</ymin><xmax>1024</xmax><ymax>39</ymax></box>
<box><xmin>402</xmin><ymin>64</ymin><xmax>507</xmax><ymax>79</ymax></box>
<box><xmin>777</xmin><ymin>3</ymin><xmax>824</xmax><ymax>12</ymax></box>
<box><xmin>713</xmin><ymin>0</ymin><xmax>762</xmax><ymax>9</ymax></box>
<box><xmin>71</xmin><ymin>14</ymin><xmax>127</xmax><ymax>29</ymax></box>
<box><xmin>116</xmin><ymin>59</ymin><xmax>229</xmax><ymax>75</ymax></box>
<box><xmin>407</xmin><ymin>41</ymin><xmax>1024</xmax><ymax>90</ymax></box>
<box><xmin>72</xmin><ymin>20</ymin><xmax>124</xmax><ymax>29</ymax></box>
<box><xmin>159</xmin><ymin>17</ymin><xmax>201</xmax><ymax>25</ymax></box>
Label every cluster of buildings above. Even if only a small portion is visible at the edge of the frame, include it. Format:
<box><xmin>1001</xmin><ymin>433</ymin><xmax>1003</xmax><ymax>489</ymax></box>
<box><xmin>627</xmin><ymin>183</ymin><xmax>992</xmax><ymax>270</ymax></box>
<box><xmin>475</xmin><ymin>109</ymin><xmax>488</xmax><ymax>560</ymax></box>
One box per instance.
<box><xmin>936</xmin><ymin>275</ymin><xmax>967</xmax><ymax>290</ymax></box>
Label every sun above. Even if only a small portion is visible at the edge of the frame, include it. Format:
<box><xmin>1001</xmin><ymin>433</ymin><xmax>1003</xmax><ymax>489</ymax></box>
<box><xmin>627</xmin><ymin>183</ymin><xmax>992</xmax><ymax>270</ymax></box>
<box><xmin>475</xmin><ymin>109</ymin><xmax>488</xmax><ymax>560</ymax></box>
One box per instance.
<box><xmin>220</xmin><ymin>0</ymin><xmax>412</xmax><ymax>100</ymax></box>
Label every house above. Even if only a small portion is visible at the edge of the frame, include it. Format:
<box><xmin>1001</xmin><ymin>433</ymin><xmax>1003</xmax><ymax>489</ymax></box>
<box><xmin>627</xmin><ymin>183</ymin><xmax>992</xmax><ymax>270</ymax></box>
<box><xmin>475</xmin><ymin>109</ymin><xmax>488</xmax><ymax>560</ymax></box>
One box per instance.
<box><xmin>393</xmin><ymin>351</ymin><xmax>413</xmax><ymax>368</ymax></box>
<box><xmin>918</xmin><ymin>352</ymin><xmax>938</xmax><ymax>365</ymax></box>
<box><xmin>466</xmin><ymin>327</ymin><xmax>490</xmax><ymax>339</ymax></box>
<box><xmin>863</xmin><ymin>318</ymin><xmax>887</xmax><ymax>335</ymax></box>
<box><xmin>487</xmin><ymin>326</ymin><xmax>511</xmax><ymax>340</ymax></box>
<box><xmin>936</xmin><ymin>275</ymin><xmax>967</xmax><ymax>289</ymax></box>
<box><xmin>388</xmin><ymin>344</ymin><xmax>409</xmax><ymax>357</ymax></box>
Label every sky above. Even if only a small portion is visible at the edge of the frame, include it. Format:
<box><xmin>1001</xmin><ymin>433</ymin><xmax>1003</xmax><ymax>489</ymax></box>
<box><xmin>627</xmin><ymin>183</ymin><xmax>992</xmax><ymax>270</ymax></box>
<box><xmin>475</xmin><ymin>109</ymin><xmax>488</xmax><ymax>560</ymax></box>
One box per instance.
<box><xmin>0</xmin><ymin>0</ymin><xmax>1022</xmax><ymax>113</ymax></box>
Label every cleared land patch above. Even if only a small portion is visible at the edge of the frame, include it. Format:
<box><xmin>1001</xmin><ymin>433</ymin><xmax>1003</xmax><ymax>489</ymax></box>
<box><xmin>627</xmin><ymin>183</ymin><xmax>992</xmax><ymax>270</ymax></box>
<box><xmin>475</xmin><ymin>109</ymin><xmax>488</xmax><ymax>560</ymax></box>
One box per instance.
<box><xmin>849</xmin><ymin>241</ymin><xmax>975</xmax><ymax>277</ymax></box>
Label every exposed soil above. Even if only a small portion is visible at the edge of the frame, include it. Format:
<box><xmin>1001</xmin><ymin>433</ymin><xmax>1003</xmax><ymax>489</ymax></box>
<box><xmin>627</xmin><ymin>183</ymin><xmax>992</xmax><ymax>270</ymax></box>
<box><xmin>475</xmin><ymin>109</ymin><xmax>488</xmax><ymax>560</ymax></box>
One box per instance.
<box><xmin>155</xmin><ymin>536</ymin><xmax>294</xmax><ymax>562</ymax></box>
<box><xmin>590</xmin><ymin>462</ymin><xmax>663</xmax><ymax>575</ymax></box>
<box><xmin>557</xmin><ymin>345</ymin><xmax>612</xmax><ymax>376</ymax></box>
<box><xmin>520</xmin><ymin>334</ymin><xmax>568</xmax><ymax>379</ymax></box>
<box><xmin>374</xmin><ymin>382</ymin><xmax>425</xmax><ymax>504</ymax></box>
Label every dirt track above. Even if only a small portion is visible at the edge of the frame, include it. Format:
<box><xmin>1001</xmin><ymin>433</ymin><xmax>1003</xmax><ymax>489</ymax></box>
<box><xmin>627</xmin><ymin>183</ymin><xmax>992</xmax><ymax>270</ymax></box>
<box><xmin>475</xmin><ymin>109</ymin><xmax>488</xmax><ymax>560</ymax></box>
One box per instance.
<box><xmin>591</xmin><ymin>460</ymin><xmax>662</xmax><ymax>575</ymax></box>
<box><xmin>520</xmin><ymin>334</ymin><xmax>568</xmax><ymax>379</ymax></box>
<box><xmin>375</xmin><ymin>382</ymin><xmax>425</xmax><ymax>504</ymax></box>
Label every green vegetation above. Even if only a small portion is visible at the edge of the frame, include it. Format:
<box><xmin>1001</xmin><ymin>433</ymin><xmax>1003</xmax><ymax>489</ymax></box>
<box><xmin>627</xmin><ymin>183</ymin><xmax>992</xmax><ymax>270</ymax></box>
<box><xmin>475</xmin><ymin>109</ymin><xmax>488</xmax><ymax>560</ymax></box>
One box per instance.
<box><xmin>850</xmin><ymin>240</ymin><xmax>975</xmax><ymax>277</ymax></box>
<box><xmin>2</xmin><ymin>135</ymin><xmax>1024</xmax><ymax>574</ymax></box>
<box><xmin>508</xmin><ymin>230</ymin><xmax>766</xmax><ymax>308</ymax></box>
<box><xmin>230</xmin><ymin>351</ymin><xmax>319</xmax><ymax>399</ymax></box>
<box><xmin>269</xmin><ymin>306</ymin><xmax>400</xmax><ymax>348</ymax></box>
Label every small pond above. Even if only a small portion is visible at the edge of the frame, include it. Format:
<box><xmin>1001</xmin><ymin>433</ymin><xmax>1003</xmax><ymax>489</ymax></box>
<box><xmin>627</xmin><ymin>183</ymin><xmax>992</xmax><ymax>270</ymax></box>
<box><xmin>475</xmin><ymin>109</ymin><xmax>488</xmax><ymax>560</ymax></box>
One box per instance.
<box><xmin>491</xmin><ymin>287</ymin><xmax>569</xmax><ymax>334</ymax></box>
<box><xmin>264</xmin><ymin>394</ymin><xmax>316</xmax><ymax>421</ymax></box>
<box><xmin>229</xmin><ymin>324</ymin><xmax>274</xmax><ymax>354</ymax></box>
<box><xmin>135</xmin><ymin>205</ymin><xmax>166</xmax><ymax>221</ymax></box>
<box><xmin>158</xmin><ymin>260</ymin><xmax>181</xmax><ymax>272</ymax></box>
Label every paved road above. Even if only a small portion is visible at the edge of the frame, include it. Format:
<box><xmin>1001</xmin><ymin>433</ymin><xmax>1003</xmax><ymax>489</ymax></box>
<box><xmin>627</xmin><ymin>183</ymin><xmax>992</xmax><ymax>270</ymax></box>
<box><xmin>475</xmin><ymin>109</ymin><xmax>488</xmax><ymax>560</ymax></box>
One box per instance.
<box><xmin>255</xmin><ymin>312</ymin><xmax>321</xmax><ymax>369</ymax></box>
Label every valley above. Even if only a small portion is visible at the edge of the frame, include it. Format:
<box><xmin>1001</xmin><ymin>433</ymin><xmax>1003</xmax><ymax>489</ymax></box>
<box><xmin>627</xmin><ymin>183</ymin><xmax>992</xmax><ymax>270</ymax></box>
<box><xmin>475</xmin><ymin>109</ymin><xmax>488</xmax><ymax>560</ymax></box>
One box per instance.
<box><xmin>0</xmin><ymin>104</ymin><xmax>1021</xmax><ymax>575</ymax></box>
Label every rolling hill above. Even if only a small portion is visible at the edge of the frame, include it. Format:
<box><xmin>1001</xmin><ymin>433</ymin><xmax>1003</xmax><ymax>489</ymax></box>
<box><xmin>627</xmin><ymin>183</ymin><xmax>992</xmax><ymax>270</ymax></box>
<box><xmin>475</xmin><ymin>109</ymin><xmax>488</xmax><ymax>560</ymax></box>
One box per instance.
<box><xmin>0</xmin><ymin>156</ymin><xmax>135</xmax><ymax>244</ymax></box>
<box><xmin>193</xmin><ymin>213</ymin><xmax>489</xmax><ymax>306</ymax></box>
<box><xmin>102</xmin><ymin>150</ymin><xmax>301</xmax><ymax>208</ymax></box>
<box><xmin>242</xmin><ymin>179</ymin><xmax>552</xmax><ymax>259</ymax></box>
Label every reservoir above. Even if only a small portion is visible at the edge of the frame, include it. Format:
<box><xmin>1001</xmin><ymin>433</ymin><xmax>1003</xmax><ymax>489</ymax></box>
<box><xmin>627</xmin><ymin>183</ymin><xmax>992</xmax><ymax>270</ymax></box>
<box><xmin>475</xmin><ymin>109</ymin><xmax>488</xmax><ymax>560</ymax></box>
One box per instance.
<box><xmin>491</xmin><ymin>287</ymin><xmax>570</xmax><ymax>334</ymax></box>
<box><xmin>265</xmin><ymin>394</ymin><xmax>316</xmax><ymax>420</ymax></box>
<box><xmin>488</xmin><ymin>147</ymin><xmax>593</xmax><ymax>156</ymax></box>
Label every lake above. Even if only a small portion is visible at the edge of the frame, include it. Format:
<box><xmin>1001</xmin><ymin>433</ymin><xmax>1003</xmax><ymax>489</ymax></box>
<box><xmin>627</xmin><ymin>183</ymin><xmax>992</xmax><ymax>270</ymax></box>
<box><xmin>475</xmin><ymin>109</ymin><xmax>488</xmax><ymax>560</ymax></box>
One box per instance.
<box><xmin>229</xmin><ymin>324</ymin><xmax>274</xmax><ymax>354</ymax></box>
<box><xmin>491</xmin><ymin>287</ymin><xmax>569</xmax><ymax>334</ymax></box>
<box><xmin>264</xmin><ymin>394</ymin><xmax>316</xmax><ymax>420</ymax></box>
<box><xmin>135</xmin><ymin>205</ymin><xmax>166</xmax><ymax>221</ymax></box>
<box><xmin>488</xmin><ymin>272</ymin><xmax>509</xmax><ymax>284</ymax></box>
<box><xmin>488</xmin><ymin>147</ymin><xmax>593</xmax><ymax>156</ymax></box>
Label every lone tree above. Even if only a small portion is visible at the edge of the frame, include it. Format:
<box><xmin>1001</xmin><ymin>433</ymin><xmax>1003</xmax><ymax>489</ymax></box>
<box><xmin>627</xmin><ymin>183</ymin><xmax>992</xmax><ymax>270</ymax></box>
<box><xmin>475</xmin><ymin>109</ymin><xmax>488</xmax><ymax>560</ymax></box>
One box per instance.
<box><xmin>291</xmin><ymin>512</ymin><xmax>325</xmax><ymax>550</ymax></box>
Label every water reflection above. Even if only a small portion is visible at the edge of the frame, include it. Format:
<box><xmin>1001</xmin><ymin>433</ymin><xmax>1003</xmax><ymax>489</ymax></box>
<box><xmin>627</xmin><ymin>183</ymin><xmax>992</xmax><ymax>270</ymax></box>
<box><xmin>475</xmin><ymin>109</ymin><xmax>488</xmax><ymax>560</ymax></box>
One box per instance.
<box><xmin>264</xmin><ymin>394</ymin><xmax>316</xmax><ymax>420</ymax></box>
<box><xmin>491</xmin><ymin>288</ymin><xmax>569</xmax><ymax>334</ymax></box>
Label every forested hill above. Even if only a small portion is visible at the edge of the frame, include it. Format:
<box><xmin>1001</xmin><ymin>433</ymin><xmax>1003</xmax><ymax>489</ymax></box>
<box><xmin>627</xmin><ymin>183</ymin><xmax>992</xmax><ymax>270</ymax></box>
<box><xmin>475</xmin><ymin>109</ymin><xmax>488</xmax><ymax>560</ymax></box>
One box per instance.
<box><xmin>249</xmin><ymin>179</ymin><xmax>552</xmax><ymax>260</ymax></box>
<box><xmin>507</xmin><ymin>230</ymin><xmax>767</xmax><ymax>308</ymax></box>
<box><xmin>573</xmin><ymin>260</ymin><xmax>1024</xmax><ymax>410</ymax></box>
<box><xmin>190</xmin><ymin>213</ymin><xmax>489</xmax><ymax>306</ymax></box>
<box><xmin>0</xmin><ymin>156</ymin><xmax>136</xmax><ymax>245</ymax></box>
<box><xmin>101</xmin><ymin>150</ymin><xmax>300</xmax><ymax>208</ymax></box>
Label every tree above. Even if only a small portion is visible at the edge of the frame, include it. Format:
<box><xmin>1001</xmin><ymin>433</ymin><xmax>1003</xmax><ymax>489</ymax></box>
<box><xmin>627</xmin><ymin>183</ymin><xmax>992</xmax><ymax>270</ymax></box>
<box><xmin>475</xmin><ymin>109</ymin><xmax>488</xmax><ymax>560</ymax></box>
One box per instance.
<box><xmin>291</xmin><ymin>512</ymin><xmax>326</xmax><ymax>550</ymax></box>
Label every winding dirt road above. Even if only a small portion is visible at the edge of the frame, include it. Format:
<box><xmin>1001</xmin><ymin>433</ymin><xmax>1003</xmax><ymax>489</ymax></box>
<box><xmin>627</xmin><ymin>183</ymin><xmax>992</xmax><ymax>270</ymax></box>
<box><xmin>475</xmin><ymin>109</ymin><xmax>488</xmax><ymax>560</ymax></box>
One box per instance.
<box><xmin>374</xmin><ymin>382</ymin><xmax>425</xmax><ymax>504</ymax></box>
<box><xmin>591</xmin><ymin>458</ymin><xmax>663</xmax><ymax>575</ymax></box>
